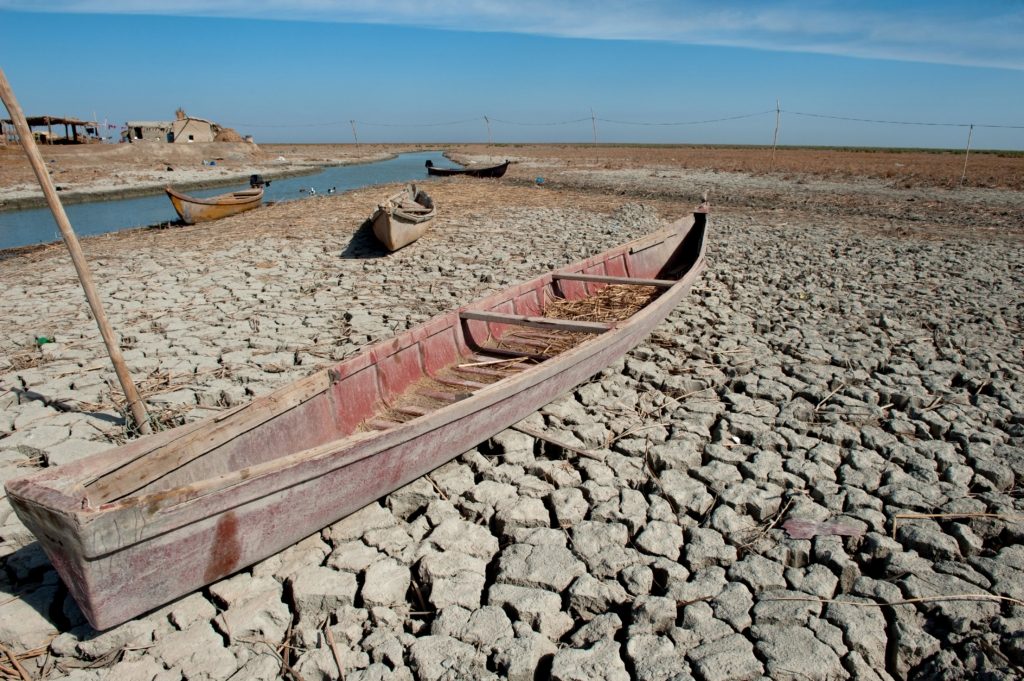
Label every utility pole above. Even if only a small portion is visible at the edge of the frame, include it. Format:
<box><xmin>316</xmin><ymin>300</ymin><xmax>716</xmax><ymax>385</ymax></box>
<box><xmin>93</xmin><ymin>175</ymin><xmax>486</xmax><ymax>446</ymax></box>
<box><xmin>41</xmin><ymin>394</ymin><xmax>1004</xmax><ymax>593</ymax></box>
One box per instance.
<box><xmin>770</xmin><ymin>98</ymin><xmax>781</xmax><ymax>171</ymax></box>
<box><xmin>960</xmin><ymin>124</ymin><xmax>973</xmax><ymax>186</ymax></box>
<box><xmin>591</xmin><ymin>108</ymin><xmax>598</xmax><ymax>144</ymax></box>
<box><xmin>484</xmin><ymin>115</ymin><xmax>492</xmax><ymax>144</ymax></box>
<box><xmin>350</xmin><ymin>119</ymin><xmax>358</xmax><ymax>145</ymax></box>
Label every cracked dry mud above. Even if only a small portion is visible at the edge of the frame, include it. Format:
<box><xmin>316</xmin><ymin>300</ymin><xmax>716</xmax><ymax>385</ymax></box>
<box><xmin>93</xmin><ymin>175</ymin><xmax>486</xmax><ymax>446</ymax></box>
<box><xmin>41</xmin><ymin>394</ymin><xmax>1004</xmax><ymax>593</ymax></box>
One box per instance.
<box><xmin>1</xmin><ymin>149</ymin><xmax>1023</xmax><ymax>681</ymax></box>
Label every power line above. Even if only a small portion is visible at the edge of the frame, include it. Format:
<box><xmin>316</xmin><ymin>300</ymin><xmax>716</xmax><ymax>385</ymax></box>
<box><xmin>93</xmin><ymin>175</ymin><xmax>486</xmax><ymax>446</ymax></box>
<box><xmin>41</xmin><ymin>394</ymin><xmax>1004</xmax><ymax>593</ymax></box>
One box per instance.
<box><xmin>783</xmin><ymin>109</ymin><xmax>1024</xmax><ymax>130</ymax></box>
<box><xmin>487</xmin><ymin>116</ymin><xmax>591</xmax><ymax>126</ymax></box>
<box><xmin>224</xmin><ymin>107</ymin><xmax>1021</xmax><ymax>133</ymax></box>
<box><xmin>598</xmin><ymin>110</ymin><xmax>775</xmax><ymax>126</ymax></box>
<box><xmin>354</xmin><ymin>117</ymin><xmax>481</xmax><ymax>128</ymax></box>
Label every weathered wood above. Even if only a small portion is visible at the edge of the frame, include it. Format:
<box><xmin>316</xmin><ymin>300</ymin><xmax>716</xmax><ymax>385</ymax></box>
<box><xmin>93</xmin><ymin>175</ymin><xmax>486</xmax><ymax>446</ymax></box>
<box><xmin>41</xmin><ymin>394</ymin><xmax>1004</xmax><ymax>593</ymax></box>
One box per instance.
<box><xmin>454</xmin><ymin>365</ymin><xmax>513</xmax><ymax>379</ymax></box>
<box><xmin>370</xmin><ymin>184</ymin><xmax>435</xmax><ymax>251</ymax></box>
<box><xmin>460</xmin><ymin>310</ymin><xmax>613</xmax><ymax>334</ymax></box>
<box><xmin>472</xmin><ymin>347</ymin><xmax>550</xmax><ymax>362</ymax></box>
<box><xmin>366</xmin><ymin>419</ymin><xmax>402</xmax><ymax>431</ymax></box>
<box><xmin>394</xmin><ymin>406</ymin><xmax>430</xmax><ymax>417</ymax></box>
<box><xmin>417</xmin><ymin>389</ymin><xmax>470</xmax><ymax>403</ymax></box>
<box><xmin>86</xmin><ymin>371</ymin><xmax>328</xmax><ymax>503</ymax></box>
<box><xmin>0</xmin><ymin>68</ymin><xmax>151</xmax><ymax>436</ymax></box>
<box><xmin>553</xmin><ymin>273</ymin><xmax>676</xmax><ymax>288</ymax></box>
<box><xmin>434</xmin><ymin>376</ymin><xmax>488</xmax><ymax>391</ymax></box>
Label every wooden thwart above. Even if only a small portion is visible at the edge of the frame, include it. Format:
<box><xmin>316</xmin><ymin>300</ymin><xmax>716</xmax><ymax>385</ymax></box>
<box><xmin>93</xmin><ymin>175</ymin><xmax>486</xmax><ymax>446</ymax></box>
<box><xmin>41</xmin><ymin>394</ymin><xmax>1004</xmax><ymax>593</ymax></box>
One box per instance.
<box><xmin>553</xmin><ymin>273</ymin><xmax>676</xmax><ymax>288</ymax></box>
<box><xmin>435</xmin><ymin>376</ymin><xmax>488</xmax><ymax>391</ymax></box>
<box><xmin>460</xmin><ymin>310</ymin><xmax>613</xmax><ymax>334</ymax></box>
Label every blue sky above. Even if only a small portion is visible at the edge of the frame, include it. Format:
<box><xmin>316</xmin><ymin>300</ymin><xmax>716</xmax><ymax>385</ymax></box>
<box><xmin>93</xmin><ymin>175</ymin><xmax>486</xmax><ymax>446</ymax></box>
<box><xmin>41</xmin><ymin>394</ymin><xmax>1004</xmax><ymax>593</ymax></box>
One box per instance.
<box><xmin>1</xmin><ymin>1</ymin><xmax>1022</xmax><ymax>149</ymax></box>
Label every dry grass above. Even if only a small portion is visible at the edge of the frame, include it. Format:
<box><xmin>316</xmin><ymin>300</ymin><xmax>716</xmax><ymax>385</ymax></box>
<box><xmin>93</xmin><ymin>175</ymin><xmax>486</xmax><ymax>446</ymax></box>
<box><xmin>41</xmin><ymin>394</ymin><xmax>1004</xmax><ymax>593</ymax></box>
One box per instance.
<box><xmin>497</xmin><ymin>284</ymin><xmax>661</xmax><ymax>356</ymax></box>
<box><xmin>449</xmin><ymin>143</ymin><xmax>1024</xmax><ymax>190</ymax></box>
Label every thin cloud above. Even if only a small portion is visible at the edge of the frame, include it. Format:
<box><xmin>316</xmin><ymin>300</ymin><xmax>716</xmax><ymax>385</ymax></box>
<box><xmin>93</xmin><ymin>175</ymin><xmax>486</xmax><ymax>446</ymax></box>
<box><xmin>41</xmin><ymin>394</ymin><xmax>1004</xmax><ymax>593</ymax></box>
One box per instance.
<box><xmin>3</xmin><ymin>0</ymin><xmax>1022</xmax><ymax>70</ymax></box>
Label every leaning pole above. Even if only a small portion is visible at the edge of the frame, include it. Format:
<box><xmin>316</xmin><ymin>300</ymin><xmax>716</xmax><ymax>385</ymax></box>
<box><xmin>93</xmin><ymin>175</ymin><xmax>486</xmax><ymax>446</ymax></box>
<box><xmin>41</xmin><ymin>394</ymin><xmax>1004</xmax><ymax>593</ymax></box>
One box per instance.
<box><xmin>0</xmin><ymin>67</ymin><xmax>151</xmax><ymax>434</ymax></box>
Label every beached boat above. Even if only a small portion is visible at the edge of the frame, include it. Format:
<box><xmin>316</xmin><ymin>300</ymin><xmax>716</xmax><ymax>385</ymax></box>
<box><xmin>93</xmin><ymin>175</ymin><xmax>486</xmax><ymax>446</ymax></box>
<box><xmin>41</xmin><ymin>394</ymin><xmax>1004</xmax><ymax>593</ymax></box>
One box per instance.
<box><xmin>5</xmin><ymin>206</ymin><xmax>708</xmax><ymax>630</ymax></box>
<box><xmin>165</xmin><ymin>186</ymin><xmax>264</xmax><ymax>224</ymax></box>
<box><xmin>370</xmin><ymin>184</ymin><xmax>436</xmax><ymax>251</ymax></box>
<box><xmin>425</xmin><ymin>159</ymin><xmax>511</xmax><ymax>178</ymax></box>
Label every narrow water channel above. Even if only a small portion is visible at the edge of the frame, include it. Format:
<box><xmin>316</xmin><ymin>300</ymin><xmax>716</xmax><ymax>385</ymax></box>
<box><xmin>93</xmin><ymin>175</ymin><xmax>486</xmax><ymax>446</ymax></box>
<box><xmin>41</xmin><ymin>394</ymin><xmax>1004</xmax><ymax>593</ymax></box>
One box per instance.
<box><xmin>0</xmin><ymin>151</ymin><xmax>459</xmax><ymax>251</ymax></box>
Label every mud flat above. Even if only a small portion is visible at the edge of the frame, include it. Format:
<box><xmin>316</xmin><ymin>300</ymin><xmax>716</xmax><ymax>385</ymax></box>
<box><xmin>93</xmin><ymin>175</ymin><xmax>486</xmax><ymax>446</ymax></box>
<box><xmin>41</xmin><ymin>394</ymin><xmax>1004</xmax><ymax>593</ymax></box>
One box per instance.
<box><xmin>0</xmin><ymin>150</ymin><xmax>1022</xmax><ymax>680</ymax></box>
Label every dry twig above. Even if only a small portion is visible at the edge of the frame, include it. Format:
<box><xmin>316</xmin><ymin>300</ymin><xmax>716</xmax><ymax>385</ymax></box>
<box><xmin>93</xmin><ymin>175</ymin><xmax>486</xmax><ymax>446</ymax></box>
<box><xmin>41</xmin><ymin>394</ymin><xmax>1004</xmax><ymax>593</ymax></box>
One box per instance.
<box><xmin>766</xmin><ymin>594</ymin><xmax>1024</xmax><ymax>608</ymax></box>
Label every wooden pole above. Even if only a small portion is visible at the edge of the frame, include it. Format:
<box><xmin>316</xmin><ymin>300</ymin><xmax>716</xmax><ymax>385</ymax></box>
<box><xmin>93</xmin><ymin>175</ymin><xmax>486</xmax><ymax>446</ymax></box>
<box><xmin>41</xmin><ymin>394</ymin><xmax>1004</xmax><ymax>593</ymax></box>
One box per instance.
<box><xmin>770</xmin><ymin>98</ymin><xmax>781</xmax><ymax>171</ymax></box>
<box><xmin>484</xmin><ymin>115</ymin><xmax>492</xmax><ymax>144</ymax></box>
<box><xmin>0</xmin><ymin>68</ymin><xmax>151</xmax><ymax>434</ymax></box>
<box><xmin>590</xmin><ymin>108</ymin><xmax>598</xmax><ymax>144</ymax></box>
<box><xmin>350</xmin><ymin>119</ymin><xmax>358</xmax><ymax>145</ymax></box>
<box><xmin>960</xmin><ymin>124</ymin><xmax>973</xmax><ymax>187</ymax></box>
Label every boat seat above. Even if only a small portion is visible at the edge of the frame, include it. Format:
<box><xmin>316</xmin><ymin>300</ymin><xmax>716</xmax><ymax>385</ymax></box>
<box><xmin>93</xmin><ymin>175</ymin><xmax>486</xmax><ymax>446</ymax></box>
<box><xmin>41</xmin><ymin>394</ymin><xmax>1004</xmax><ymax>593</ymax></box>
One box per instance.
<box><xmin>394</xmin><ymin>406</ymin><xmax>430</xmax><ymax>417</ymax></box>
<box><xmin>460</xmin><ymin>311</ymin><xmax>613</xmax><ymax>334</ymax></box>
<box><xmin>435</xmin><ymin>376</ymin><xmax>489</xmax><ymax>390</ymax></box>
<box><xmin>366</xmin><ymin>418</ymin><xmax>402</xmax><ymax>431</ymax></box>
<box><xmin>417</xmin><ymin>389</ymin><xmax>472</xmax><ymax>403</ymax></box>
<box><xmin>553</xmin><ymin>273</ymin><xmax>676</xmax><ymax>288</ymax></box>
<box><xmin>454</xmin><ymin>365</ymin><xmax>514</xmax><ymax>379</ymax></box>
<box><xmin>471</xmin><ymin>349</ymin><xmax>548</xmax><ymax>362</ymax></box>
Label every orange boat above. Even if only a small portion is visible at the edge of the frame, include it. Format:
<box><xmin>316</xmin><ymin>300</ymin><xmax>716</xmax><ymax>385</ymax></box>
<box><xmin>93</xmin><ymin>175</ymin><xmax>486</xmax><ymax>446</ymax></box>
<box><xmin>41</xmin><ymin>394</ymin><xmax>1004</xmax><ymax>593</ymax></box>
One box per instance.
<box><xmin>165</xmin><ymin>186</ymin><xmax>264</xmax><ymax>224</ymax></box>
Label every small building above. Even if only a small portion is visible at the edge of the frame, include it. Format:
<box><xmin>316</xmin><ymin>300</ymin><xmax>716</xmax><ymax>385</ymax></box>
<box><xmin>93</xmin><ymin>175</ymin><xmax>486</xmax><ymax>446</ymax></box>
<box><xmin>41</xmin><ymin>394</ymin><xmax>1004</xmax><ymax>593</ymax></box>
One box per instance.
<box><xmin>122</xmin><ymin>121</ymin><xmax>174</xmax><ymax>143</ymax></box>
<box><xmin>121</xmin><ymin>109</ymin><xmax>223</xmax><ymax>143</ymax></box>
<box><xmin>1</xmin><ymin>115</ymin><xmax>102</xmax><ymax>144</ymax></box>
<box><xmin>171</xmin><ymin>116</ymin><xmax>216</xmax><ymax>143</ymax></box>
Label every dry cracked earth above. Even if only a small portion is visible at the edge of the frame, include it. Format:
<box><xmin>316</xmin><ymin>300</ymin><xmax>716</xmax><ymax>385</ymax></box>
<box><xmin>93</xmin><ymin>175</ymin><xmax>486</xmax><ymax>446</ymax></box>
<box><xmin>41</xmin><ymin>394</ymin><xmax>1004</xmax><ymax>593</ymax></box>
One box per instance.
<box><xmin>1</xmin><ymin>151</ymin><xmax>1023</xmax><ymax>681</ymax></box>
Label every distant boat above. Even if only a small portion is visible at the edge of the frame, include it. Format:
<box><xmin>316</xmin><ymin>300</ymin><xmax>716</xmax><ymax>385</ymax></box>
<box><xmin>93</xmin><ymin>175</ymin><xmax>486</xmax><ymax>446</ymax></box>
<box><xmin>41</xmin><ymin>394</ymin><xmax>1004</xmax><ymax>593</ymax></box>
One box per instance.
<box><xmin>165</xmin><ymin>186</ymin><xmax>264</xmax><ymax>224</ymax></box>
<box><xmin>370</xmin><ymin>184</ymin><xmax>436</xmax><ymax>251</ymax></box>
<box><xmin>425</xmin><ymin>159</ymin><xmax>511</xmax><ymax>178</ymax></box>
<box><xmin>4</xmin><ymin>206</ymin><xmax>708</xmax><ymax>630</ymax></box>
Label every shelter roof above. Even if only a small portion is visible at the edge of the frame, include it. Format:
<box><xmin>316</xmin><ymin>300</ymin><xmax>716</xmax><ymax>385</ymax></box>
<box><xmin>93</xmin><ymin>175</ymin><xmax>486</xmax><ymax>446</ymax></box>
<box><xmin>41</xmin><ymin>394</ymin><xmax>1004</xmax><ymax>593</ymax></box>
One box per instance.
<box><xmin>125</xmin><ymin>121</ymin><xmax>172</xmax><ymax>127</ymax></box>
<box><xmin>2</xmin><ymin>115</ymin><xmax>97</xmax><ymax>127</ymax></box>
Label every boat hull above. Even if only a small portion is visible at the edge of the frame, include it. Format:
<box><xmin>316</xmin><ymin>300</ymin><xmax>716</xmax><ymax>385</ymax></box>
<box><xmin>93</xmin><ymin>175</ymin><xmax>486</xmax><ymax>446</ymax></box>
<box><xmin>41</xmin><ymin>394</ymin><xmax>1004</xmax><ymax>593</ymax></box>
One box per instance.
<box><xmin>165</xmin><ymin>186</ymin><xmax>263</xmax><ymax>225</ymax></box>
<box><xmin>426</xmin><ymin>160</ymin><xmax>510</xmax><ymax>178</ymax></box>
<box><xmin>6</xmin><ymin>212</ymin><xmax>707</xmax><ymax>630</ymax></box>
<box><xmin>370</xmin><ymin>185</ymin><xmax>436</xmax><ymax>251</ymax></box>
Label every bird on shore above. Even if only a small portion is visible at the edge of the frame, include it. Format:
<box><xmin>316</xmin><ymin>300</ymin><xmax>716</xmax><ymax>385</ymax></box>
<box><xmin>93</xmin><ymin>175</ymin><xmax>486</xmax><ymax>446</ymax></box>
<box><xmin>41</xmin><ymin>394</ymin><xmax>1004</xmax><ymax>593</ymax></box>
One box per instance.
<box><xmin>327</xmin><ymin>187</ymin><xmax>336</xmax><ymax>194</ymax></box>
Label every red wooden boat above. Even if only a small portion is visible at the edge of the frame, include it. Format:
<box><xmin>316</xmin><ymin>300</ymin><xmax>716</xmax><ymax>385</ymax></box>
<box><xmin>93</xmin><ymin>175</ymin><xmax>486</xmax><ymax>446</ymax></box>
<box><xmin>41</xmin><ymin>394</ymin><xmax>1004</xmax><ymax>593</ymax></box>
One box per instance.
<box><xmin>5</xmin><ymin>207</ymin><xmax>708</xmax><ymax>630</ymax></box>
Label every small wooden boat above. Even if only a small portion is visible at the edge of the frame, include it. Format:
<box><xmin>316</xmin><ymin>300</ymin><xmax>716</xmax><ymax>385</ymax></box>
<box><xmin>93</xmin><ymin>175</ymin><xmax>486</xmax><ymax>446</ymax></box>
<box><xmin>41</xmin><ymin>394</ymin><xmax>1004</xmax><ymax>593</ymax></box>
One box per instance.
<box><xmin>425</xmin><ymin>159</ymin><xmax>511</xmax><ymax>178</ymax></box>
<box><xmin>165</xmin><ymin>186</ymin><xmax>264</xmax><ymax>224</ymax></box>
<box><xmin>370</xmin><ymin>184</ymin><xmax>436</xmax><ymax>251</ymax></box>
<box><xmin>5</xmin><ymin>206</ymin><xmax>708</xmax><ymax>630</ymax></box>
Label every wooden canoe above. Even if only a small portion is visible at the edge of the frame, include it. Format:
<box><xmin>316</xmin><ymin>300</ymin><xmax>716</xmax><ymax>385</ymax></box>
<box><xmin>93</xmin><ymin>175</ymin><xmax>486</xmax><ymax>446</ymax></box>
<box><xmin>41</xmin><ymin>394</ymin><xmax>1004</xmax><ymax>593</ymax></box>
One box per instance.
<box><xmin>425</xmin><ymin>159</ymin><xmax>510</xmax><ymax>178</ymax></box>
<box><xmin>370</xmin><ymin>184</ymin><xmax>436</xmax><ymax>251</ymax></box>
<box><xmin>165</xmin><ymin>186</ymin><xmax>264</xmax><ymax>225</ymax></box>
<box><xmin>5</xmin><ymin>208</ymin><xmax>708</xmax><ymax>630</ymax></box>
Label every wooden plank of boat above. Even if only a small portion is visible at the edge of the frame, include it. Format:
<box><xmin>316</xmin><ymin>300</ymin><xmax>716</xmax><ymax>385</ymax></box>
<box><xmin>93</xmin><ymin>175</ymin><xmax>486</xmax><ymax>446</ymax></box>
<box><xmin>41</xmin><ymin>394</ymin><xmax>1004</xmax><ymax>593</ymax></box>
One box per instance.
<box><xmin>425</xmin><ymin>159</ymin><xmax>511</xmax><ymax>178</ymax></box>
<box><xmin>165</xmin><ymin>186</ymin><xmax>264</xmax><ymax>225</ymax></box>
<box><xmin>460</xmin><ymin>310</ymin><xmax>613</xmax><ymax>334</ymax></box>
<box><xmin>4</xmin><ymin>207</ymin><xmax>708</xmax><ymax>630</ymax></box>
<box><xmin>553</xmin><ymin>273</ymin><xmax>677</xmax><ymax>288</ymax></box>
<box><xmin>370</xmin><ymin>184</ymin><xmax>436</xmax><ymax>251</ymax></box>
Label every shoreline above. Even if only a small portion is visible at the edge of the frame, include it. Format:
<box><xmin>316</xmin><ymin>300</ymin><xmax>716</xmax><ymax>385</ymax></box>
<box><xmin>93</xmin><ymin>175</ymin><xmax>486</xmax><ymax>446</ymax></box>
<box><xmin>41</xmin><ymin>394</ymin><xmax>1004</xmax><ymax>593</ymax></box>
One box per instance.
<box><xmin>0</xmin><ymin>152</ymin><xmax>405</xmax><ymax>212</ymax></box>
<box><xmin>0</xmin><ymin>165</ymin><xmax>325</xmax><ymax>212</ymax></box>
